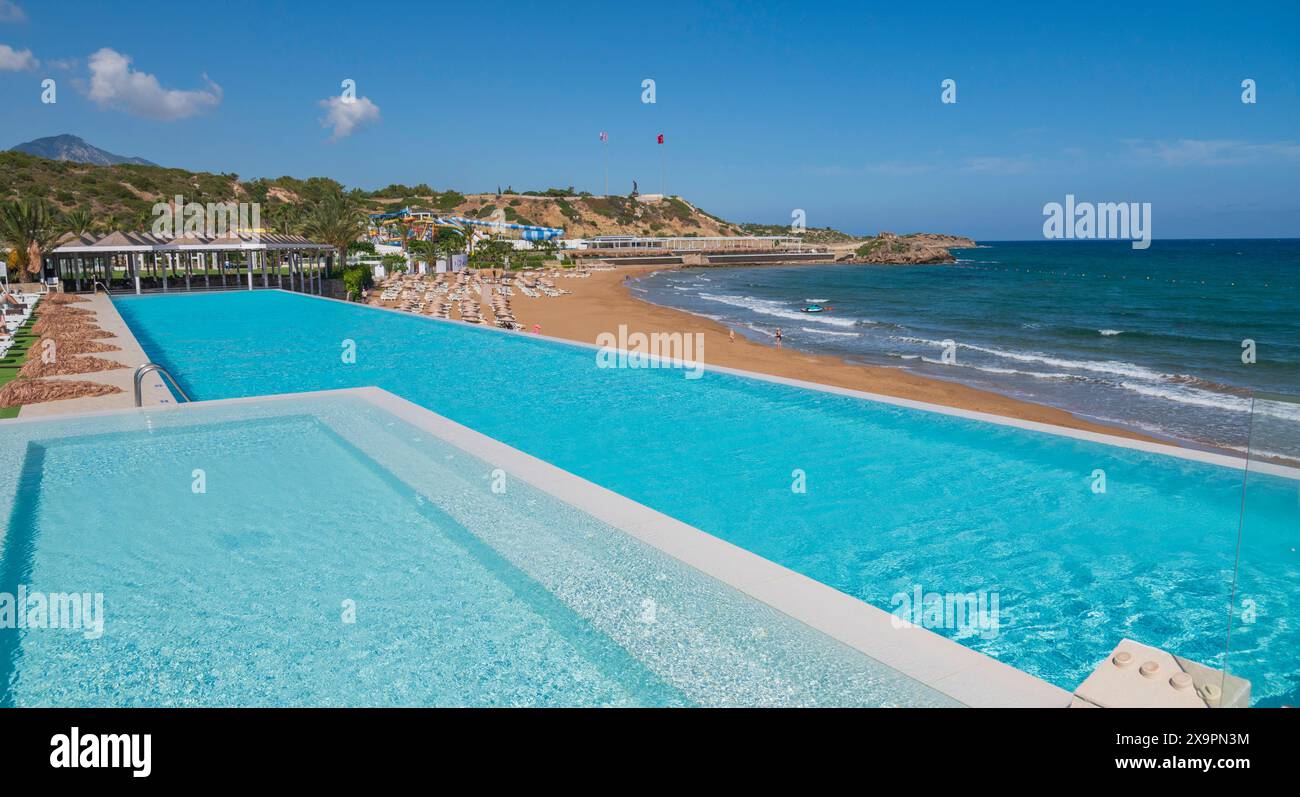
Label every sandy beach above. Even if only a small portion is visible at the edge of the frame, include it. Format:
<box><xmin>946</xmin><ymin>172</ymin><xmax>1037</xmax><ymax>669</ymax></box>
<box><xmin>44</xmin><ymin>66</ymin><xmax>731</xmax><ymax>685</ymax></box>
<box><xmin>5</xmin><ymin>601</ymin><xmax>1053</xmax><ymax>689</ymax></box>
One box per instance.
<box><xmin>505</xmin><ymin>265</ymin><xmax>1155</xmax><ymax>441</ymax></box>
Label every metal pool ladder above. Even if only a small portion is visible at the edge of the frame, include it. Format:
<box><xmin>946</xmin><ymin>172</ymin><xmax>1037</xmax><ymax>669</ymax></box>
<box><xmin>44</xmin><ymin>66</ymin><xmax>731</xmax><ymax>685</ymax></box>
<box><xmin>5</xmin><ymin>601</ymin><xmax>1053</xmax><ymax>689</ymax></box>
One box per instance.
<box><xmin>134</xmin><ymin>363</ymin><xmax>190</xmax><ymax>407</ymax></box>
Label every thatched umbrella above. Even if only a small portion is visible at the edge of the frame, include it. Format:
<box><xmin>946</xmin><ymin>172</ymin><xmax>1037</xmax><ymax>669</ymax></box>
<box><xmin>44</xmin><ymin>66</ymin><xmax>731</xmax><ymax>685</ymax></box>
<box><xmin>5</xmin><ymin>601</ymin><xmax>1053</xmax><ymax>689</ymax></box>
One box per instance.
<box><xmin>31</xmin><ymin>318</ymin><xmax>115</xmax><ymax>339</ymax></box>
<box><xmin>21</xmin><ymin>354</ymin><xmax>126</xmax><ymax>378</ymax></box>
<box><xmin>34</xmin><ymin>305</ymin><xmax>94</xmax><ymax>319</ymax></box>
<box><xmin>0</xmin><ymin>378</ymin><xmax>123</xmax><ymax>408</ymax></box>
<box><xmin>35</xmin><ymin>335</ymin><xmax>120</xmax><ymax>355</ymax></box>
<box><xmin>44</xmin><ymin>294</ymin><xmax>89</xmax><ymax>305</ymax></box>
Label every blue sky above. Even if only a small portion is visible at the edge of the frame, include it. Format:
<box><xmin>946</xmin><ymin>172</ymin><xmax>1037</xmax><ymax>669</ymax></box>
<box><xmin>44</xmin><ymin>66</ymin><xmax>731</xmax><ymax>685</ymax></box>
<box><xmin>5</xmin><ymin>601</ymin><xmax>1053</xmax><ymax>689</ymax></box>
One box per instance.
<box><xmin>1</xmin><ymin>0</ymin><xmax>1297</xmax><ymax>238</ymax></box>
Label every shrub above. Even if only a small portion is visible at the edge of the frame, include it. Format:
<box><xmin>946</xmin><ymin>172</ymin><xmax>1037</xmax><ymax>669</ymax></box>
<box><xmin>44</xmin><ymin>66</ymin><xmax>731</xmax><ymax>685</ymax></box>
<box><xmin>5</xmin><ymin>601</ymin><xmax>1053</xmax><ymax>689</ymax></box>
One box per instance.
<box><xmin>341</xmin><ymin>264</ymin><xmax>373</xmax><ymax>300</ymax></box>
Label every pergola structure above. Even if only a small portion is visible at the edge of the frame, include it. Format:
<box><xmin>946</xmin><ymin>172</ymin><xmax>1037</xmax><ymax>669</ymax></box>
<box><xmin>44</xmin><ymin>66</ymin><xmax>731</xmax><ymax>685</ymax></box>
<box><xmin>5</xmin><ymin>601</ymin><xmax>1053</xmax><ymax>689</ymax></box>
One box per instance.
<box><xmin>46</xmin><ymin>232</ymin><xmax>336</xmax><ymax>295</ymax></box>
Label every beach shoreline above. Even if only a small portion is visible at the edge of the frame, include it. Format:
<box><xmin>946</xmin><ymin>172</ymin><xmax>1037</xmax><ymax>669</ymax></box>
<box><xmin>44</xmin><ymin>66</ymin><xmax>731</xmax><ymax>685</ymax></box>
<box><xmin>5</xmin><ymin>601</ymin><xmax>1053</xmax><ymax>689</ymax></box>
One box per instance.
<box><xmin>506</xmin><ymin>264</ymin><xmax>1161</xmax><ymax>443</ymax></box>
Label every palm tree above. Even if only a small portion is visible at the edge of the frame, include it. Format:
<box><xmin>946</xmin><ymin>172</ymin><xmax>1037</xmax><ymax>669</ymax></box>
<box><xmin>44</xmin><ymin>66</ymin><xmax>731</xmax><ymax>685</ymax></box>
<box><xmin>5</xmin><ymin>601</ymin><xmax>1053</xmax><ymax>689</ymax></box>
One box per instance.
<box><xmin>407</xmin><ymin>239</ymin><xmax>436</xmax><ymax>272</ymax></box>
<box><xmin>532</xmin><ymin>237</ymin><xmax>558</xmax><ymax>263</ymax></box>
<box><xmin>302</xmin><ymin>194</ymin><xmax>367</xmax><ymax>275</ymax></box>
<box><xmin>267</xmin><ymin>203</ymin><xmax>303</xmax><ymax>235</ymax></box>
<box><xmin>434</xmin><ymin>229</ymin><xmax>466</xmax><ymax>268</ymax></box>
<box><xmin>64</xmin><ymin>208</ymin><xmax>95</xmax><ymax>238</ymax></box>
<box><xmin>0</xmin><ymin>199</ymin><xmax>63</xmax><ymax>277</ymax></box>
<box><xmin>393</xmin><ymin>220</ymin><xmax>410</xmax><ymax>255</ymax></box>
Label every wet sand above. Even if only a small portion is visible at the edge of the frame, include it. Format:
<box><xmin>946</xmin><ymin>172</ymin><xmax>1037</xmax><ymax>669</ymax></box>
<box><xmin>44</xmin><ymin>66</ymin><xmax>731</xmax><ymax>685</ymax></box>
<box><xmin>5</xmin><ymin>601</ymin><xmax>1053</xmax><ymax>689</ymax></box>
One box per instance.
<box><xmin>508</xmin><ymin>265</ymin><xmax>1156</xmax><ymax>442</ymax></box>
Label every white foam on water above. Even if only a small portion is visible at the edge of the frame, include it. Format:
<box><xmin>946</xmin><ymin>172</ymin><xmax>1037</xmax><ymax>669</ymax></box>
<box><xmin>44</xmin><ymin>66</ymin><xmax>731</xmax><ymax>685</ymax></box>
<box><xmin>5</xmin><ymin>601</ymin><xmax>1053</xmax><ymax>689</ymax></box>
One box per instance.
<box><xmin>1116</xmin><ymin>381</ymin><xmax>1300</xmax><ymax>422</ymax></box>
<box><xmin>697</xmin><ymin>292</ymin><xmax>859</xmax><ymax>328</ymax></box>
<box><xmin>1099</xmin><ymin>329</ymin><xmax>1123</xmax><ymax>336</ymax></box>
<box><xmin>914</xmin><ymin>358</ymin><xmax>1082</xmax><ymax>381</ymax></box>
<box><xmin>893</xmin><ymin>336</ymin><xmax>1168</xmax><ymax>381</ymax></box>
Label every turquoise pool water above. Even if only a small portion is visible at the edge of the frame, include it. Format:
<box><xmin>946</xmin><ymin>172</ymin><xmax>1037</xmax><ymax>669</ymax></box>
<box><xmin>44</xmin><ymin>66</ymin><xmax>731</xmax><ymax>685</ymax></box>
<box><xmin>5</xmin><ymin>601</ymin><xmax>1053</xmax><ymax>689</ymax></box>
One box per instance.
<box><xmin>113</xmin><ymin>291</ymin><xmax>1298</xmax><ymax>705</ymax></box>
<box><xmin>0</xmin><ymin>392</ymin><xmax>950</xmax><ymax>707</ymax></box>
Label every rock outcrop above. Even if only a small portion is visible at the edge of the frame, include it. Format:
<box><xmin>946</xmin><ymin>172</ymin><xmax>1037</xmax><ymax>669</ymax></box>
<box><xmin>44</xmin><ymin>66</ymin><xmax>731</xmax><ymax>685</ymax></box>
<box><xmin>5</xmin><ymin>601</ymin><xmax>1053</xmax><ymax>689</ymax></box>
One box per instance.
<box><xmin>844</xmin><ymin>232</ymin><xmax>977</xmax><ymax>264</ymax></box>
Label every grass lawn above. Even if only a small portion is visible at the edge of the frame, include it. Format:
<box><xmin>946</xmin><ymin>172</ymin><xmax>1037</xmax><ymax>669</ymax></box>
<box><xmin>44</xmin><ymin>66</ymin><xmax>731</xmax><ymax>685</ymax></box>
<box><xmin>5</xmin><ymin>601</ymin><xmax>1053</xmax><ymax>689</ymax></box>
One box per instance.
<box><xmin>0</xmin><ymin>315</ymin><xmax>39</xmax><ymax>420</ymax></box>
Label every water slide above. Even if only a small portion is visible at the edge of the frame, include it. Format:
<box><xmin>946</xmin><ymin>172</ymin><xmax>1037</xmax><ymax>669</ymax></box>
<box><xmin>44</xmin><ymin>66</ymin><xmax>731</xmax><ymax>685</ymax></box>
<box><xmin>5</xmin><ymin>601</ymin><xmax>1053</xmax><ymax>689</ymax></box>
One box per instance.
<box><xmin>368</xmin><ymin>208</ymin><xmax>564</xmax><ymax>243</ymax></box>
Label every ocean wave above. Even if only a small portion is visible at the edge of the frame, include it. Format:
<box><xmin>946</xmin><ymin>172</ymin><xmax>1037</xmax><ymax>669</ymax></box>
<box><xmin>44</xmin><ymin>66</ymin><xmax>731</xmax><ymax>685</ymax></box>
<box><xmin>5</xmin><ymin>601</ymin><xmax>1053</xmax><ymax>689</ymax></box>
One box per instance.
<box><xmin>1118</xmin><ymin>381</ymin><xmax>1300</xmax><ymax>422</ymax></box>
<box><xmin>1119</xmin><ymin>381</ymin><xmax>1250</xmax><ymax>413</ymax></box>
<box><xmin>1099</xmin><ymin>329</ymin><xmax>1123</xmax><ymax>336</ymax></box>
<box><xmin>912</xmin><ymin>357</ymin><xmax>1084</xmax><ymax>381</ymax></box>
<box><xmin>892</xmin><ymin>336</ymin><xmax>1168</xmax><ymax>381</ymax></box>
<box><xmin>696</xmin><ymin>292</ymin><xmax>859</xmax><ymax>328</ymax></box>
<box><xmin>1223</xmin><ymin>444</ymin><xmax>1300</xmax><ymax>465</ymax></box>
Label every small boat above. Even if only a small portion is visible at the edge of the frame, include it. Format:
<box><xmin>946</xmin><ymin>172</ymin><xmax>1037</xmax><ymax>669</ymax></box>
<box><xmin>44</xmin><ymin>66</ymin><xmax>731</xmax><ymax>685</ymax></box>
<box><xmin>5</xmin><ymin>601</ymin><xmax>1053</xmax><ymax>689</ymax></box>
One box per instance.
<box><xmin>801</xmin><ymin>304</ymin><xmax>827</xmax><ymax>313</ymax></box>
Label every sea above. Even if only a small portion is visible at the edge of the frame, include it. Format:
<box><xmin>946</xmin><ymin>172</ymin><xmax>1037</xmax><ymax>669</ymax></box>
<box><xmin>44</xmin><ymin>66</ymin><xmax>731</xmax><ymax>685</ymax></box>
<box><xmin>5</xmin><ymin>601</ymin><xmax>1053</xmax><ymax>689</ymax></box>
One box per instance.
<box><xmin>630</xmin><ymin>239</ymin><xmax>1300</xmax><ymax>457</ymax></box>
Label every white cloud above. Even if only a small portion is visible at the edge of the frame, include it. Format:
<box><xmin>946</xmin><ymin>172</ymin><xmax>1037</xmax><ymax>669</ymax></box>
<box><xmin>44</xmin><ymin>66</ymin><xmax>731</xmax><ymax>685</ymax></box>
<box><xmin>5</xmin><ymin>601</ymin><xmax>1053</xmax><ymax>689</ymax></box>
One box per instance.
<box><xmin>1127</xmin><ymin>138</ymin><xmax>1300</xmax><ymax>166</ymax></box>
<box><xmin>0</xmin><ymin>43</ymin><xmax>36</xmax><ymax>70</ymax></box>
<box><xmin>0</xmin><ymin>1</ymin><xmax>25</xmax><ymax>23</ymax></box>
<box><xmin>318</xmin><ymin>95</ymin><xmax>381</xmax><ymax>140</ymax></box>
<box><xmin>86</xmin><ymin>47</ymin><xmax>221</xmax><ymax>121</ymax></box>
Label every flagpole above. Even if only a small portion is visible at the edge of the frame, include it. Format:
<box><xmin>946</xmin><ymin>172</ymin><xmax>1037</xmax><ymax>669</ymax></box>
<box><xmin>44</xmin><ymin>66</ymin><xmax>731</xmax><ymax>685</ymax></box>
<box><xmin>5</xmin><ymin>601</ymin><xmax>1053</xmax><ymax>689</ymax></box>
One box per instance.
<box><xmin>603</xmin><ymin>139</ymin><xmax>609</xmax><ymax>197</ymax></box>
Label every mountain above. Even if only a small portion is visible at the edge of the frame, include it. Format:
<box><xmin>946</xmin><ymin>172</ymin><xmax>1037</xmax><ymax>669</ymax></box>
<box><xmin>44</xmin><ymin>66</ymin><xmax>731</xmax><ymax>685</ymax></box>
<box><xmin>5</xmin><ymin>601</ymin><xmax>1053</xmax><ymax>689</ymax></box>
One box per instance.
<box><xmin>10</xmin><ymin>134</ymin><xmax>158</xmax><ymax>167</ymax></box>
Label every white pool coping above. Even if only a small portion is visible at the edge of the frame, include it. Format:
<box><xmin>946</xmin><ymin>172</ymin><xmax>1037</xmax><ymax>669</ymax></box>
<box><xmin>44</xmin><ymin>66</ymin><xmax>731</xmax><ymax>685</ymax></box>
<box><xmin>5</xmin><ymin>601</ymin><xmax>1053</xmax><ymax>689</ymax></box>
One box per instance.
<box><xmin>0</xmin><ymin>386</ymin><xmax>1072</xmax><ymax>707</ymax></box>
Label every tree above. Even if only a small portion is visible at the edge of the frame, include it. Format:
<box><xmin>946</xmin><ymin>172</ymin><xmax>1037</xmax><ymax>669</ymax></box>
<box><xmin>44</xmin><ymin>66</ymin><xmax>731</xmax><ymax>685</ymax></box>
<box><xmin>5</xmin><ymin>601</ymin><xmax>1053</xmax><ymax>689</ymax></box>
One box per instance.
<box><xmin>302</xmin><ymin>194</ymin><xmax>367</xmax><ymax>276</ymax></box>
<box><xmin>267</xmin><ymin>202</ymin><xmax>303</xmax><ymax>235</ymax></box>
<box><xmin>0</xmin><ymin>199</ymin><xmax>64</xmax><ymax>277</ymax></box>
<box><xmin>435</xmin><ymin>229</ymin><xmax>466</xmax><ymax>267</ymax></box>
<box><xmin>410</xmin><ymin>240</ymin><xmax>440</xmax><ymax>271</ymax></box>
<box><xmin>473</xmin><ymin>237</ymin><xmax>513</xmax><ymax>270</ymax></box>
<box><xmin>392</xmin><ymin>221</ymin><xmax>410</xmax><ymax>254</ymax></box>
<box><xmin>531</xmin><ymin>237</ymin><xmax>558</xmax><ymax>261</ymax></box>
<box><xmin>341</xmin><ymin>265</ymin><xmax>373</xmax><ymax>301</ymax></box>
<box><xmin>64</xmin><ymin>208</ymin><xmax>95</xmax><ymax>238</ymax></box>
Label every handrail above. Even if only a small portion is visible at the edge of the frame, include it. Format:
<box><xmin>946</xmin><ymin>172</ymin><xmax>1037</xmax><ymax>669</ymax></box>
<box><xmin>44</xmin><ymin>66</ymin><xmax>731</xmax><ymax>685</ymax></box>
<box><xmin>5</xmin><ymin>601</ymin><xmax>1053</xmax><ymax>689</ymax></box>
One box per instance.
<box><xmin>133</xmin><ymin>363</ymin><xmax>190</xmax><ymax>407</ymax></box>
<box><xmin>92</xmin><ymin>281</ymin><xmax>112</xmax><ymax>295</ymax></box>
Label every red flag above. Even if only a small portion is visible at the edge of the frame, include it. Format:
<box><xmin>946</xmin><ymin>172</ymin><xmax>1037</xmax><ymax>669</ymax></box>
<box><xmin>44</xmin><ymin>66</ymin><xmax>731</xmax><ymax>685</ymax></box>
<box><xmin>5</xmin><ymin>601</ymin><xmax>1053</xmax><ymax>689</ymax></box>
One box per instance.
<box><xmin>657</xmin><ymin>134</ymin><xmax>664</xmax><ymax>145</ymax></box>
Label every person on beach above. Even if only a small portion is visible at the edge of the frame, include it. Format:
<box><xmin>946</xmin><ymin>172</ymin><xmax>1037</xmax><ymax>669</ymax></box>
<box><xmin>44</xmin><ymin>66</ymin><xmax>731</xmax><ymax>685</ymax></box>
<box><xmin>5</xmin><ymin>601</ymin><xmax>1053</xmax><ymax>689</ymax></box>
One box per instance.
<box><xmin>774</xmin><ymin>328</ymin><xmax>783</xmax><ymax>349</ymax></box>
<box><xmin>729</xmin><ymin>328</ymin><xmax>735</xmax><ymax>343</ymax></box>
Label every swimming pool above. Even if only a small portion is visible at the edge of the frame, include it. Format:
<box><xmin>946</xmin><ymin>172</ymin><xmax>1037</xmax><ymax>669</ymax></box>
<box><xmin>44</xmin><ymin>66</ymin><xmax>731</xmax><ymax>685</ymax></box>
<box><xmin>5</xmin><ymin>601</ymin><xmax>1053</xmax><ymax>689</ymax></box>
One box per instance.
<box><xmin>113</xmin><ymin>290</ymin><xmax>1299</xmax><ymax>705</ymax></box>
<box><xmin>0</xmin><ymin>390</ymin><xmax>962</xmax><ymax>707</ymax></box>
